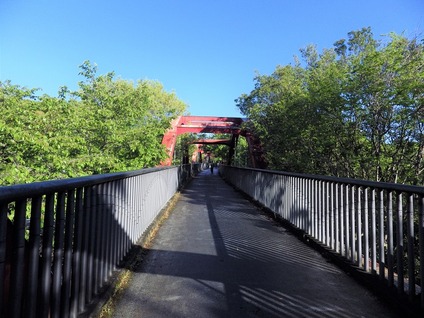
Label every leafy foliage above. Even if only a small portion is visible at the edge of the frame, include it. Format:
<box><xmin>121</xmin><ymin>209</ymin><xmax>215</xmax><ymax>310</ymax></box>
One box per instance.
<box><xmin>0</xmin><ymin>61</ymin><xmax>186</xmax><ymax>185</ymax></box>
<box><xmin>236</xmin><ymin>28</ymin><xmax>424</xmax><ymax>185</ymax></box>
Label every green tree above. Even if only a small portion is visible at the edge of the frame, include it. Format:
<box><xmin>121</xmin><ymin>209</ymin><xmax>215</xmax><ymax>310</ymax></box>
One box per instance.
<box><xmin>341</xmin><ymin>28</ymin><xmax>424</xmax><ymax>183</ymax></box>
<box><xmin>236</xmin><ymin>28</ymin><xmax>424</xmax><ymax>185</ymax></box>
<box><xmin>73</xmin><ymin>61</ymin><xmax>186</xmax><ymax>172</ymax></box>
<box><xmin>0</xmin><ymin>61</ymin><xmax>187</xmax><ymax>185</ymax></box>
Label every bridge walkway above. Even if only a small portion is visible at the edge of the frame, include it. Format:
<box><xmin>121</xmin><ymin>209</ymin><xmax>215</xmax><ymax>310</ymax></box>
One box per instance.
<box><xmin>111</xmin><ymin>169</ymin><xmax>398</xmax><ymax>318</ymax></box>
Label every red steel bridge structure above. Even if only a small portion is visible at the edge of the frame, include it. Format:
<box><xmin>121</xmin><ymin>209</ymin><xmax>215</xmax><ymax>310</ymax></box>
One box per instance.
<box><xmin>161</xmin><ymin>116</ymin><xmax>267</xmax><ymax>168</ymax></box>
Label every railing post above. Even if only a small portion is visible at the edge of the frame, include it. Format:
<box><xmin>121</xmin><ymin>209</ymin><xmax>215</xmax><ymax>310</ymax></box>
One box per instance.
<box><xmin>396</xmin><ymin>192</ymin><xmax>404</xmax><ymax>294</ymax></box>
<box><xmin>38</xmin><ymin>193</ymin><xmax>55</xmax><ymax>317</ymax></box>
<box><xmin>326</xmin><ymin>182</ymin><xmax>330</xmax><ymax>247</ymax></box>
<box><xmin>357</xmin><ymin>187</ymin><xmax>362</xmax><ymax>267</ymax></box>
<box><xmin>371</xmin><ymin>188</ymin><xmax>377</xmax><ymax>274</ymax></box>
<box><xmin>350</xmin><ymin>185</ymin><xmax>356</xmax><ymax>263</ymax></box>
<box><xmin>24</xmin><ymin>196</ymin><xmax>42</xmax><ymax>318</ymax></box>
<box><xmin>340</xmin><ymin>184</ymin><xmax>345</xmax><ymax>256</ymax></box>
<box><xmin>418</xmin><ymin>195</ymin><xmax>424</xmax><ymax>309</ymax></box>
<box><xmin>0</xmin><ymin>203</ymin><xmax>7</xmax><ymax>316</ymax></box>
<box><xmin>79</xmin><ymin>186</ymin><xmax>91</xmax><ymax>312</ymax></box>
<box><xmin>387</xmin><ymin>191</ymin><xmax>394</xmax><ymax>287</ymax></box>
<box><xmin>61</xmin><ymin>189</ymin><xmax>76</xmax><ymax>318</ymax></box>
<box><xmin>406</xmin><ymin>193</ymin><xmax>415</xmax><ymax>301</ymax></box>
<box><xmin>334</xmin><ymin>183</ymin><xmax>339</xmax><ymax>253</ymax></box>
<box><xmin>70</xmin><ymin>188</ymin><xmax>84</xmax><ymax>318</ymax></box>
<box><xmin>51</xmin><ymin>192</ymin><xmax>66</xmax><ymax>318</ymax></box>
<box><xmin>378</xmin><ymin>189</ymin><xmax>385</xmax><ymax>280</ymax></box>
<box><xmin>345</xmin><ymin>185</ymin><xmax>350</xmax><ymax>259</ymax></box>
<box><xmin>364</xmin><ymin>188</ymin><xmax>369</xmax><ymax>272</ymax></box>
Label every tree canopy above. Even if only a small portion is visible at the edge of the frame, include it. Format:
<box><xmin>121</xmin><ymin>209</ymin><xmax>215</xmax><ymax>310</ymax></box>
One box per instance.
<box><xmin>236</xmin><ymin>28</ymin><xmax>424</xmax><ymax>185</ymax></box>
<box><xmin>0</xmin><ymin>61</ymin><xmax>186</xmax><ymax>185</ymax></box>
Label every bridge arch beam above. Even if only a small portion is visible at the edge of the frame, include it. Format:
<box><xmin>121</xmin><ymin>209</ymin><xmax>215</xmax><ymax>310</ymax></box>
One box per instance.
<box><xmin>161</xmin><ymin>116</ymin><xmax>267</xmax><ymax>168</ymax></box>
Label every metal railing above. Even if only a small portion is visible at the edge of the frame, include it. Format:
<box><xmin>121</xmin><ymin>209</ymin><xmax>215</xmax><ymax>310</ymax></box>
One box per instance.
<box><xmin>0</xmin><ymin>164</ymin><xmax>199</xmax><ymax>318</ymax></box>
<box><xmin>219</xmin><ymin>165</ymin><xmax>424</xmax><ymax>311</ymax></box>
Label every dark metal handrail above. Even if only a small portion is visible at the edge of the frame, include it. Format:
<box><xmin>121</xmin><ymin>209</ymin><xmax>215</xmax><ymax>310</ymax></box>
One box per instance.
<box><xmin>0</xmin><ymin>164</ymin><xmax>199</xmax><ymax>318</ymax></box>
<box><xmin>231</xmin><ymin>166</ymin><xmax>424</xmax><ymax>195</ymax></box>
<box><xmin>0</xmin><ymin>166</ymin><xmax>176</xmax><ymax>201</ymax></box>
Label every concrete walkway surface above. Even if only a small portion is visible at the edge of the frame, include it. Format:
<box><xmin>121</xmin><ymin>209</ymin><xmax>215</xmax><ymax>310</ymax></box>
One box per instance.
<box><xmin>111</xmin><ymin>170</ymin><xmax>398</xmax><ymax>318</ymax></box>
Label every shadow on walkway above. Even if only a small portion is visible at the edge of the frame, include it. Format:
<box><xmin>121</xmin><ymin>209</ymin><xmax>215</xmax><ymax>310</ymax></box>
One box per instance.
<box><xmin>112</xmin><ymin>170</ymin><xmax>398</xmax><ymax>318</ymax></box>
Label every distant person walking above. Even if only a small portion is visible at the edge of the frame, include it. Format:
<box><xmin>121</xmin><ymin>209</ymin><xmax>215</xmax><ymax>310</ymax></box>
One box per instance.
<box><xmin>210</xmin><ymin>162</ymin><xmax>214</xmax><ymax>174</ymax></box>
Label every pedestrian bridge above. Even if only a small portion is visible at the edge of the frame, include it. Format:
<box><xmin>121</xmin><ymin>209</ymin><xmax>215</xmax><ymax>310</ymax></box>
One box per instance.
<box><xmin>0</xmin><ymin>164</ymin><xmax>423</xmax><ymax>317</ymax></box>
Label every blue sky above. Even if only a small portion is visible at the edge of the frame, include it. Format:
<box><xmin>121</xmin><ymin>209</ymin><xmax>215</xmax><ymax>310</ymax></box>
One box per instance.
<box><xmin>1</xmin><ymin>1</ymin><xmax>423</xmax><ymax>118</ymax></box>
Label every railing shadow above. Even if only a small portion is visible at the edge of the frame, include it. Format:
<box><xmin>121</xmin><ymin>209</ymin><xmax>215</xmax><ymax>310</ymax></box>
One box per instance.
<box><xmin>121</xmin><ymin>170</ymin><xmax>391</xmax><ymax>317</ymax></box>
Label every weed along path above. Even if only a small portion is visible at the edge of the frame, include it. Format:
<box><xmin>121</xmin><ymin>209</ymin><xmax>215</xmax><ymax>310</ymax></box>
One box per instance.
<box><xmin>110</xmin><ymin>170</ymin><xmax>398</xmax><ymax>318</ymax></box>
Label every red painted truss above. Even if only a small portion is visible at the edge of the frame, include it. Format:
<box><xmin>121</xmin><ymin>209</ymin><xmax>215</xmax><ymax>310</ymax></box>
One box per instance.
<box><xmin>161</xmin><ymin>116</ymin><xmax>267</xmax><ymax>168</ymax></box>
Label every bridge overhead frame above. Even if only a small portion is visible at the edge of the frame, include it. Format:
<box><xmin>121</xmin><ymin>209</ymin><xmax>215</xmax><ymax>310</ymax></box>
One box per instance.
<box><xmin>161</xmin><ymin>116</ymin><xmax>267</xmax><ymax>168</ymax></box>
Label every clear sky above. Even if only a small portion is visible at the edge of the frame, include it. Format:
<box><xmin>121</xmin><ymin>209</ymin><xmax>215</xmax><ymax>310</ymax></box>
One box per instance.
<box><xmin>1</xmin><ymin>0</ymin><xmax>423</xmax><ymax>118</ymax></box>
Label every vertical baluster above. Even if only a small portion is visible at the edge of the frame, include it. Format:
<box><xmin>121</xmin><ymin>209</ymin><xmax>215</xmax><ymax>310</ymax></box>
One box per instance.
<box><xmin>308</xmin><ymin>179</ymin><xmax>312</xmax><ymax>236</ymax></box>
<box><xmin>51</xmin><ymin>192</ymin><xmax>66</xmax><ymax>318</ymax></box>
<box><xmin>130</xmin><ymin>177</ymin><xmax>136</xmax><ymax>242</ymax></box>
<box><xmin>314</xmin><ymin>180</ymin><xmax>318</xmax><ymax>239</ymax></box>
<box><xmin>24</xmin><ymin>196</ymin><xmax>42</xmax><ymax>318</ymax></box>
<box><xmin>321</xmin><ymin>180</ymin><xmax>324</xmax><ymax>242</ymax></box>
<box><xmin>70</xmin><ymin>188</ymin><xmax>84</xmax><ymax>318</ymax></box>
<box><xmin>322</xmin><ymin>181</ymin><xmax>326</xmax><ymax>243</ymax></box>
<box><xmin>418</xmin><ymin>195</ymin><xmax>424</xmax><ymax>308</ymax></box>
<box><xmin>345</xmin><ymin>185</ymin><xmax>350</xmax><ymax>259</ymax></box>
<box><xmin>295</xmin><ymin>177</ymin><xmax>299</xmax><ymax>227</ymax></box>
<box><xmin>283</xmin><ymin>176</ymin><xmax>287</xmax><ymax>220</ymax></box>
<box><xmin>112</xmin><ymin>180</ymin><xmax>119</xmax><ymax>266</ymax></box>
<box><xmin>119</xmin><ymin>179</ymin><xmax>125</xmax><ymax>263</ymax></box>
<box><xmin>89</xmin><ymin>185</ymin><xmax>98</xmax><ymax>297</ymax></box>
<box><xmin>105</xmin><ymin>182</ymin><xmax>113</xmax><ymax>280</ymax></box>
<box><xmin>335</xmin><ymin>183</ymin><xmax>339</xmax><ymax>253</ymax></box>
<box><xmin>291</xmin><ymin>177</ymin><xmax>295</xmax><ymax>224</ymax></box>
<box><xmin>79</xmin><ymin>186</ymin><xmax>91</xmax><ymax>312</ymax></box>
<box><xmin>123</xmin><ymin>178</ymin><xmax>128</xmax><ymax>253</ymax></box>
<box><xmin>379</xmin><ymin>189</ymin><xmax>385</xmax><ymax>280</ymax></box>
<box><xmin>396</xmin><ymin>192</ymin><xmax>404</xmax><ymax>294</ymax></box>
<box><xmin>326</xmin><ymin>182</ymin><xmax>330</xmax><ymax>247</ymax></box>
<box><xmin>38</xmin><ymin>194</ymin><xmax>55</xmax><ymax>317</ymax></box>
<box><xmin>289</xmin><ymin>176</ymin><xmax>293</xmax><ymax>224</ymax></box>
<box><xmin>109</xmin><ymin>181</ymin><xmax>115</xmax><ymax>274</ymax></box>
<box><xmin>364</xmin><ymin>188</ymin><xmax>369</xmax><ymax>272</ymax></box>
<box><xmin>124</xmin><ymin>178</ymin><xmax>131</xmax><ymax>254</ymax></box>
<box><xmin>357</xmin><ymin>187</ymin><xmax>362</xmax><ymax>267</ymax></box>
<box><xmin>371</xmin><ymin>188</ymin><xmax>377</xmax><ymax>274</ymax></box>
<box><xmin>98</xmin><ymin>183</ymin><xmax>106</xmax><ymax>289</ymax></box>
<box><xmin>0</xmin><ymin>202</ymin><xmax>7</xmax><ymax>316</ymax></box>
<box><xmin>61</xmin><ymin>189</ymin><xmax>76</xmax><ymax>318</ymax></box>
<box><xmin>299</xmin><ymin>178</ymin><xmax>303</xmax><ymax>230</ymax></box>
<box><xmin>406</xmin><ymin>193</ymin><xmax>415</xmax><ymax>301</ymax></box>
<box><xmin>317</xmin><ymin>180</ymin><xmax>321</xmax><ymax>241</ymax></box>
<box><xmin>133</xmin><ymin>177</ymin><xmax>139</xmax><ymax>241</ymax></box>
<box><xmin>351</xmin><ymin>185</ymin><xmax>356</xmax><ymax>263</ymax></box>
<box><xmin>340</xmin><ymin>184</ymin><xmax>345</xmax><ymax>256</ymax></box>
<box><xmin>9</xmin><ymin>199</ymin><xmax>26</xmax><ymax>318</ymax></box>
<box><xmin>304</xmin><ymin>179</ymin><xmax>307</xmax><ymax>234</ymax></box>
<box><xmin>299</xmin><ymin>177</ymin><xmax>302</xmax><ymax>228</ymax></box>
<box><xmin>320</xmin><ymin>181</ymin><xmax>323</xmax><ymax>243</ymax></box>
<box><xmin>87</xmin><ymin>186</ymin><xmax>97</xmax><ymax>304</ymax></box>
<box><xmin>387</xmin><ymin>191</ymin><xmax>394</xmax><ymax>287</ymax></box>
<box><xmin>326</xmin><ymin>182</ymin><xmax>334</xmax><ymax>249</ymax></box>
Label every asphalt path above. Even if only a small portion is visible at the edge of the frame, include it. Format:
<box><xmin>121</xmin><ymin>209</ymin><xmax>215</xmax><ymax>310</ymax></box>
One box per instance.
<box><xmin>112</xmin><ymin>169</ymin><xmax>398</xmax><ymax>318</ymax></box>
